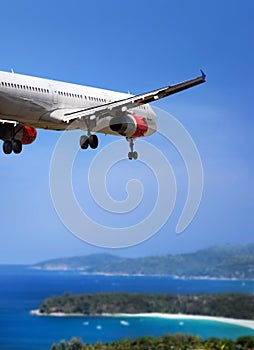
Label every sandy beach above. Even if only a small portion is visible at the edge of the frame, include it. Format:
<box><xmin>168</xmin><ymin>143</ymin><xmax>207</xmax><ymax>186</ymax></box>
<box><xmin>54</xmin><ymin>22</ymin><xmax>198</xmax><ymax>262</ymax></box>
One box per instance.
<box><xmin>111</xmin><ymin>313</ymin><xmax>254</xmax><ymax>331</ymax></box>
<box><xmin>30</xmin><ymin>310</ymin><xmax>85</xmax><ymax>317</ymax></box>
<box><xmin>30</xmin><ymin>309</ymin><xmax>254</xmax><ymax>330</ymax></box>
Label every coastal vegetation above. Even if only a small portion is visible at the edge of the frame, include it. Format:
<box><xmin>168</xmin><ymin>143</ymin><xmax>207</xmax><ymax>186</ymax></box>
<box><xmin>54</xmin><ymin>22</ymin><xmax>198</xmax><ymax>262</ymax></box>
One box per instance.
<box><xmin>32</xmin><ymin>244</ymin><xmax>254</xmax><ymax>279</ymax></box>
<box><xmin>39</xmin><ymin>292</ymin><xmax>254</xmax><ymax>319</ymax></box>
<box><xmin>51</xmin><ymin>334</ymin><xmax>254</xmax><ymax>350</ymax></box>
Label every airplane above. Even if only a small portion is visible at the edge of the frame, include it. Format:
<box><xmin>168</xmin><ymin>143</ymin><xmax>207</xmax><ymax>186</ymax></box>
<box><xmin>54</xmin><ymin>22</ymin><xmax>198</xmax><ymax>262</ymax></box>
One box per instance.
<box><xmin>0</xmin><ymin>69</ymin><xmax>206</xmax><ymax>159</ymax></box>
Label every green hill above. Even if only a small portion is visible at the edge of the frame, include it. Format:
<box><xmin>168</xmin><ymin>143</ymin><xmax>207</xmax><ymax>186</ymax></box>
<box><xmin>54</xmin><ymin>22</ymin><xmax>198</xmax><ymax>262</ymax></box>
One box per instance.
<box><xmin>32</xmin><ymin>243</ymin><xmax>254</xmax><ymax>279</ymax></box>
<box><xmin>39</xmin><ymin>292</ymin><xmax>254</xmax><ymax>319</ymax></box>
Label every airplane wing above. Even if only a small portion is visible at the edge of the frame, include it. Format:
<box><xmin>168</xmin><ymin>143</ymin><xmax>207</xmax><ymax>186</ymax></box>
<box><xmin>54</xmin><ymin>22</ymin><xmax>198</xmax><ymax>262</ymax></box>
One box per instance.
<box><xmin>63</xmin><ymin>71</ymin><xmax>206</xmax><ymax>124</ymax></box>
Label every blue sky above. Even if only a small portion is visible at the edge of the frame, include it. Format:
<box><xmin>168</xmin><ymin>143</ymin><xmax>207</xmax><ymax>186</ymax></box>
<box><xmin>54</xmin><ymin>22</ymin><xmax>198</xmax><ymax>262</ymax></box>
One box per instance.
<box><xmin>0</xmin><ymin>0</ymin><xmax>253</xmax><ymax>263</ymax></box>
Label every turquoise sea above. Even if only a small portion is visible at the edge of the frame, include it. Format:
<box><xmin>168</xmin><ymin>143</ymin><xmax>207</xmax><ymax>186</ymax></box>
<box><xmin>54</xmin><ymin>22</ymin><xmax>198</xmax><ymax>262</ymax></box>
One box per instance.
<box><xmin>0</xmin><ymin>266</ymin><xmax>253</xmax><ymax>350</ymax></box>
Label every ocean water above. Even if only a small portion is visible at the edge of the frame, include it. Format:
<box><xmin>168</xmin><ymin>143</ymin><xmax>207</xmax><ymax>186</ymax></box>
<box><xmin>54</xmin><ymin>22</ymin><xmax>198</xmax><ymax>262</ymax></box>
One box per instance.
<box><xmin>0</xmin><ymin>266</ymin><xmax>253</xmax><ymax>350</ymax></box>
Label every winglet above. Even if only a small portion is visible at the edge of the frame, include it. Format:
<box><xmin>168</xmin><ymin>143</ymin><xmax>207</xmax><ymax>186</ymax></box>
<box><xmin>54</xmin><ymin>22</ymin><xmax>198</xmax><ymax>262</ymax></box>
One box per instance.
<box><xmin>200</xmin><ymin>69</ymin><xmax>206</xmax><ymax>81</ymax></box>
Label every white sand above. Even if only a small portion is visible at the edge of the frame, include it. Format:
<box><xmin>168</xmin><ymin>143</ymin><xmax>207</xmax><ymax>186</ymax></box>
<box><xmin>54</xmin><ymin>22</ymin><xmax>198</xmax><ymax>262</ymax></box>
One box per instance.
<box><xmin>30</xmin><ymin>310</ymin><xmax>84</xmax><ymax>317</ymax></box>
<box><xmin>30</xmin><ymin>309</ymin><xmax>254</xmax><ymax>330</ymax></box>
<box><xmin>111</xmin><ymin>313</ymin><xmax>254</xmax><ymax>330</ymax></box>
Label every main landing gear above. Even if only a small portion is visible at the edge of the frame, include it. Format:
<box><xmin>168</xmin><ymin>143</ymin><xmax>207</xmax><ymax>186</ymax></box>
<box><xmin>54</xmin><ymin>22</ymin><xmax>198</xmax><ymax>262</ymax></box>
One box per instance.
<box><xmin>127</xmin><ymin>137</ymin><xmax>138</xmax><ymax>160</ymax></box>
<box><xmin>80</xmin><ymin>134</ymin><xmax>99</xmax><ymax>150</ymax></box>
<box><xmin>80</xmin><ymin>116</ymin><xmax>99</xmax><ymax>150</ymax></box>
<box><xmin>3</xmin><ymin>139</ymin><xmax>22</xmax><ymax>154</ymax></box>
<box><xmin>1</xmin><ymin>124</ymin><xmax>23</xmax><ymax>155</ymax></box>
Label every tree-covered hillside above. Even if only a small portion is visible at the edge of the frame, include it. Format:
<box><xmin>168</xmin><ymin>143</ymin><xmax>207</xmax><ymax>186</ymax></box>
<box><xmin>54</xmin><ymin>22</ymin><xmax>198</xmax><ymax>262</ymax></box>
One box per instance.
<box><xmin>32</xmin><ymin>243</ymin><xmax>254</xmax><ymax>279</ymax></box>
<box><xmin>39</xmin><ymin>292</ymin><xmax>254</xmax><ymax>320</ymax></box>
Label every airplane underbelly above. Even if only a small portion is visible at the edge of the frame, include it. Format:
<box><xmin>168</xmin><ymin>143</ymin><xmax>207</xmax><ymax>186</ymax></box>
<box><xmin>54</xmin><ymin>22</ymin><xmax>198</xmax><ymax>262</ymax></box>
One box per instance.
<box><xmin>0</xmin><ymin>94</ymin><xmax>47</xmax><ymax>124</ymax></box>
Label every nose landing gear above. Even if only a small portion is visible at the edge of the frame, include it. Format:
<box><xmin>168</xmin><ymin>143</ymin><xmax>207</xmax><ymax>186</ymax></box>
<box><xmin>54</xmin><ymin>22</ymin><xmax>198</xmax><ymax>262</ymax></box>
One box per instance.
<box><xmin>127</xmin><ymin>138</ymin><xmax>138</xmax><ymax>160</ymax></box>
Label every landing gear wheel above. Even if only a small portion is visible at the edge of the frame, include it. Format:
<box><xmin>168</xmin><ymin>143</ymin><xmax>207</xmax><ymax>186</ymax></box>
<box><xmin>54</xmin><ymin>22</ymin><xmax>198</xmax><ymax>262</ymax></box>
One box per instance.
<box><xmin>12</xmin><ymin>140</ymin><xmax>22</xmax><ymax>154</ymax></box>
<box><xmin>128</xmin><ymin>151</ymin><xmax>138</xmax><ymax>160</ymax></box>
<box><xmin>80</xmin><ymin>135</ymin><xmax>89</xmax><ymax>149</ymax></box>
<box><xmin>3</xmin><ymin>140</ymin><xmax>13</xmax><ymax>154</ymax></box>
<box><xmin>89</xmin><ymin>134</ymin><xmax>98</xmax><ymax>149</ymax></box>
<box><xmin>127</xmin><ymin>138</ymin><xmax>138</xmax><ymax>160</ymax></box>
<box><xmin>80</xmin><ymin>134</ymin><xmax>99</xmax><ymax>150</ymax></box>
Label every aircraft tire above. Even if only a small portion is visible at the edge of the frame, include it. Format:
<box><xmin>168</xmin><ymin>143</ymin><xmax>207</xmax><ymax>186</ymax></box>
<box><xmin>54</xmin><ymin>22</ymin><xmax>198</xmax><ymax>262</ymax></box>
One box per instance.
<box><xmin>128</xmin><ymin>151</ymin><xmax>138</xmax><ymax>160</ymax></box>
<box><xmin>80</xmin><ymin>135</ymin><xmax>89</xmax><ymax>149</ymax></box>
<box><xmin>12</xmin><ymin>140</ymin><xmax>22</xmax><ymax>154</ymax></box>
<box><xmin>89</xmin><ymin>134</ymin><xmax>98</xmax><ymax>149</ymax></box>
<box><xmin>3</xmin><ymin>140</ymin><xmax>13</xmax><ymax>154</ymax></box>
<box><xmin>128</xmin><ymin>152</ymin><xmax>133</xmax><ymax>160</ymax></box>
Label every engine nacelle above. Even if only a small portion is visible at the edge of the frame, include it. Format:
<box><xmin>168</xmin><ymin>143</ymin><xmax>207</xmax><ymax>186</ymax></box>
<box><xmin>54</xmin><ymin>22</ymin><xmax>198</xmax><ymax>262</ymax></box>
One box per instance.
<box><xmin>109</xmin><ymin>114</ymin><xmax>148</xmax><ymax>138</ymax></box>
<box><xmin>21</xmin><ymin>126</ymin><xmax>37</xmax><ymax>145</ymax></box>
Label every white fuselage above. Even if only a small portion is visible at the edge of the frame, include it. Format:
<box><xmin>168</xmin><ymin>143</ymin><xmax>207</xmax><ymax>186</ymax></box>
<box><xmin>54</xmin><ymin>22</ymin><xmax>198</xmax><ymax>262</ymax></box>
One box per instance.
<box><xmin>0</xmin><ymin>71</ymin><xmax>157</xmax><ymax>136</ymax></box>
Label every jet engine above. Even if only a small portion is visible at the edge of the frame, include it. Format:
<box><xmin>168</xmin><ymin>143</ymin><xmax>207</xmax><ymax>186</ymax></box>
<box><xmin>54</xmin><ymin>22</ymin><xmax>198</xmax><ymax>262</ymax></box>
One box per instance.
<box><xmin>109</xmin><ymin>114</ymin><xmax>148</xmax><ymax>138</ymax></box>
<box><xmin>20</xmin><ymin>126</ymin><xmax>37</xmax><ymax>145</ymax></box>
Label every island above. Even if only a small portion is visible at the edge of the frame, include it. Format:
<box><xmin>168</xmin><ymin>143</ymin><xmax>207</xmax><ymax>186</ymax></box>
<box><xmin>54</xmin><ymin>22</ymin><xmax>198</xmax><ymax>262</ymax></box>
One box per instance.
<box><xmin>35</xmin><ymin>292</ymin><xmax>254</xmax><ymax>320</ymax></box>
<box><xmin>31</xmin><ymin>243</ymin><xmax>254</xmax><ymax>279</ymax></box>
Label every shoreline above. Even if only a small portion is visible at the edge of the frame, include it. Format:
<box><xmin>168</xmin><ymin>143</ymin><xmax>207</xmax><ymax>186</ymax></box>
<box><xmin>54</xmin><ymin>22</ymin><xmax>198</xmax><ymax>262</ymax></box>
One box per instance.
<box><xmin>113</xmin><ymin>313</ymin><xmax>254</xmax><ymax>331</ymax></box>
<box><xmin>30</xmin><ymin>310</ymin><xmax>254</xmax><ymax>331</ymax></box>
<box><xmin>28</xmin><ymin>268</ymin><xmax>254</xmax><ymax>281</ymax></box>
<box><xmin>30</xmin><ymin>310</ymin><xmax>85</xmax><ymax>317</ymax></box>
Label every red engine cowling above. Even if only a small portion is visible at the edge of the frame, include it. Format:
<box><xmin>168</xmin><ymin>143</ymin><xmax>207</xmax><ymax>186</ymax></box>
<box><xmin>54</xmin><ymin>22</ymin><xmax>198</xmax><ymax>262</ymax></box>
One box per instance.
<box><xmin>109</xmin><ymin>114</ymin><xmax>148</xmax><ymax>138</ymax></box>
<box><xmin>21</xmin><ymin>126</ymin><xmax>37</xmax><ymax>145</ymax></box>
